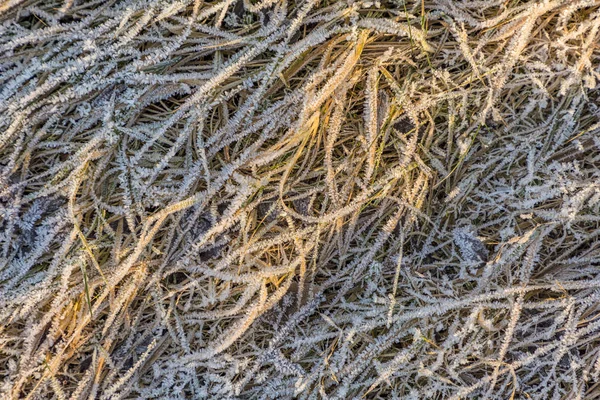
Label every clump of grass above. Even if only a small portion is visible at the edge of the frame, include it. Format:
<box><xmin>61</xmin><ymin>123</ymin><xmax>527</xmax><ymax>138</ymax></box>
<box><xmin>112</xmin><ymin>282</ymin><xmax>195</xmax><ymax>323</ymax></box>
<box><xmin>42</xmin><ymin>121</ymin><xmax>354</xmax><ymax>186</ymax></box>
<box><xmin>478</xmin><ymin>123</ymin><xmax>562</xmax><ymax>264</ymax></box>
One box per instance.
<box><xmin>1</xmin><ymin>0</ymin><xmax>600</xmax><ymax>398</ymax></box>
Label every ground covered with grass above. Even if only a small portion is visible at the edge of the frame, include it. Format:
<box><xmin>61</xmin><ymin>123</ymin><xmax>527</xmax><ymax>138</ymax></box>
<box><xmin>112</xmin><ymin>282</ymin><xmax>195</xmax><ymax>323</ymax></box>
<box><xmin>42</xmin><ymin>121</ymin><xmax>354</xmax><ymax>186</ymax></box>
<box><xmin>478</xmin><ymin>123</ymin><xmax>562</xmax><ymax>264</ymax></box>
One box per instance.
<box><xmin>1</xmin><ymin>0</ymin><xmax>600</xmax><ymax>398</ymax></box>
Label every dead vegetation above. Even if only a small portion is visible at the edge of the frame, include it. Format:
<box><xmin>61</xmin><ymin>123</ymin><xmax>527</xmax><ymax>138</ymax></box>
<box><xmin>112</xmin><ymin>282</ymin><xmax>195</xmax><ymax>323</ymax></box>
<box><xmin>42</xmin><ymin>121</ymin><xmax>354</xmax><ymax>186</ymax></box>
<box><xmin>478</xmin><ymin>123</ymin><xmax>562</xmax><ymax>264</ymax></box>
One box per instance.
<box><xmin>1</xmin><ymin>0</ymin><xmax>600</xmax><ymax>398</ymax></box>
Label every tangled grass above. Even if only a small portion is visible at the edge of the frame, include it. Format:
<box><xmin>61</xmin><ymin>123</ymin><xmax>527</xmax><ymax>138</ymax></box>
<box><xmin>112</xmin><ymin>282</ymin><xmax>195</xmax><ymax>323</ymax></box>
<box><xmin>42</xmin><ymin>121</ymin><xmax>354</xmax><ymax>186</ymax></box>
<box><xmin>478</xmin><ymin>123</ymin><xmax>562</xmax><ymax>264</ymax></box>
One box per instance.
<box><xmin>1</xmin><ymin>0</ymin><xmax>600</xmax><ymax>398</ymax></box>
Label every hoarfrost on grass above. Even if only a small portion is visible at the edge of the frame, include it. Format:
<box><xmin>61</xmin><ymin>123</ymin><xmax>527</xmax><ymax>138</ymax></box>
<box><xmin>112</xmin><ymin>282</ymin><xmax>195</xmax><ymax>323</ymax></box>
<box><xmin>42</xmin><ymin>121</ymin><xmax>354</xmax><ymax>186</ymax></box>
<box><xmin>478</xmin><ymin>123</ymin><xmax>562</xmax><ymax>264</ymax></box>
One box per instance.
<box><xmin>1</xmin><ymin>0</ymin><xmax>600</xmax><ymax>399</ymax></box>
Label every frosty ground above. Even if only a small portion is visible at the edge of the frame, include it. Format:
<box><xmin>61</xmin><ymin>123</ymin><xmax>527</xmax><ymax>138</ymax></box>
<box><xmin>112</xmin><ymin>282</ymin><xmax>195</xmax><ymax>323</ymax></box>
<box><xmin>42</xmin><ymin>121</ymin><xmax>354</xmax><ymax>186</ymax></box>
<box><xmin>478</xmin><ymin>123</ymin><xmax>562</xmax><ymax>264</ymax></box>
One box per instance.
<box><xmin>1</xmin><ymin>0</ymin><xmax>600</xmax><ymax>398</ymax></box>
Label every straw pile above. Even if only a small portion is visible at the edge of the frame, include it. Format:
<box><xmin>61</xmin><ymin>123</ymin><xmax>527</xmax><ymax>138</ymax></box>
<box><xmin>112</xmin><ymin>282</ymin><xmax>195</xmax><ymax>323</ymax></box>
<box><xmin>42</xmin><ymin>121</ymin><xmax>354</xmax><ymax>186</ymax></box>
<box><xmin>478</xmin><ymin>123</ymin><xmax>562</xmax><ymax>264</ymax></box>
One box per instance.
<box><xmin>1</xmin><ymin>0</ymin><xmax>600</xmax><ymax>398</ymax></box>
